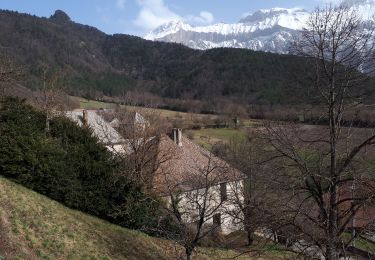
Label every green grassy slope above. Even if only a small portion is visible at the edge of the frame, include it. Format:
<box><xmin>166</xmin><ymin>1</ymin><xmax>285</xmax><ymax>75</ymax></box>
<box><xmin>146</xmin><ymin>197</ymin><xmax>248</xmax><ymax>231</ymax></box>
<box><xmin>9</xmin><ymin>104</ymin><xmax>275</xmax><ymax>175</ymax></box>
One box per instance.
<box><xmin>185</xmin><ymin>128</ymin><xmax>247</xmax><ymax>150</ymax></box>
<box><xmin>0</xmin><ymin>177</ymin><xmax>249</xmax><ymax>260</ymax></box>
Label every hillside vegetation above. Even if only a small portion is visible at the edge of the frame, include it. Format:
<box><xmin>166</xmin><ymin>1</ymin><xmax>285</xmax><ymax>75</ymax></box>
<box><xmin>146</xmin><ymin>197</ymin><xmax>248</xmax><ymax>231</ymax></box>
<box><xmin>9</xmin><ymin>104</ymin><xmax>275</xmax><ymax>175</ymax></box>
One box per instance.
<box><xmin>0</xmin><ymin>97</ymin><xmax>162</xmax><ymax>233</ymax></box>
<box><xmin>0</xmin><ymin>9</ymin><xmax>330</xmax><ymax>105</ymax></box>
<box><xmin>0</xmin><ymin>176</ymin><xmax>250</xmax><ymax>259</ymax></box>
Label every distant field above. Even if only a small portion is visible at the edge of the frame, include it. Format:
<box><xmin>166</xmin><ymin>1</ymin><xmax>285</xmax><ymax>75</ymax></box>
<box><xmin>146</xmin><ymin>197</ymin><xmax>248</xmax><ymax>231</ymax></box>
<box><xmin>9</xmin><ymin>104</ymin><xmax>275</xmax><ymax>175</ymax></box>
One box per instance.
<box><xmin>73</xmin><ymin>97</ymin><xmax>254</xmax><ymax>147</ymax></box>
<box><xmin>0</xmin><ymin>176</ymin><xmax>293</xmax><ymax>259</ymax></box>
<box><xmin>186</xmin><ymin>128</ymin><xmax>247</xmax><ymax>149</ymax></box>
<box><xmin>79</xmin><ymin>98</ymin><xmax>118</xmax><ymax>110</ymax></box>
<box><xmin>73</xmin><ymin>97</ymin><xmax>225</xmax><ymax>129</ymax></box>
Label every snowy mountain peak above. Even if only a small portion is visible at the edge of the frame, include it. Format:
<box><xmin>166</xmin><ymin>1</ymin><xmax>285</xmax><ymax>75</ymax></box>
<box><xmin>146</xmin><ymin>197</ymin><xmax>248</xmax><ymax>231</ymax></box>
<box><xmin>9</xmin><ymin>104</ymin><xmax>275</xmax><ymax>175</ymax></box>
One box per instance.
<box><xmin>342</xmin><ymin>0</ymin><xmax>375</xmax><ymax>6</ymax></box>
<box><xmin>239</xmin><ymin>7</ymin><xmax>309</xmax><ymax>30</ymax></box>
<box><xmin>144</xmin><ymin>3</ymin><xmax>375</xmax><ymax>53</ymax></box>
<box><xmin>145</xmin><ymin>20</ymin><xmax>191</xmax><ymax>40</ymax></box>
<box><xmin>341</xmin><ymin>0</ymin><xmax>375</xmax><ymax>21</ymax></box>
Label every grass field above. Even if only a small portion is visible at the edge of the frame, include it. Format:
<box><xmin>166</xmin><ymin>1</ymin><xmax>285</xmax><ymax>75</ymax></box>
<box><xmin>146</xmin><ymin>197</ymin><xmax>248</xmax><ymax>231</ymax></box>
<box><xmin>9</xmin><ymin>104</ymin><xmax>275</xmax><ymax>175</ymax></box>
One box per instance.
<box><xmin>75</xmin><ymin>97</ymin><xmax>252</xmax><ymax>148</ymax></box>
<box><xmin>79</xmin><ymin>99</ymin><xmax>118</xmax><ymax>110</ymax></box>
<box><xmin>186</xmin><ymin>128</ymin><xmax>247</xmax><ymax>149</ymax></box>
<box><xmin>75</xmin><ymin>97</ymin><xmax>223</xmax><ymax>129</ymax></box>
<box><xmin>0</xmin><ymin>176</ymin><xmax>292</xmax><ymax>259</ymax></box>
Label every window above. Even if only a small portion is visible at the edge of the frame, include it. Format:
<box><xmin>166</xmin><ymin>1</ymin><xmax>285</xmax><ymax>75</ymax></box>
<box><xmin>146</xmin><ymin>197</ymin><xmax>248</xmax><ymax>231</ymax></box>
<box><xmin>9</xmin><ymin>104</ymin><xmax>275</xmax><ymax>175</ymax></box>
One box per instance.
<box><xmin>220</xmin><ymin>182</ymin><xmax>227</xmax><ymax>202</ymax></box>
<box><xmin>213</xmin><ymin>213</ymin><xmax>221</xmax><ymax>227</ymax></box>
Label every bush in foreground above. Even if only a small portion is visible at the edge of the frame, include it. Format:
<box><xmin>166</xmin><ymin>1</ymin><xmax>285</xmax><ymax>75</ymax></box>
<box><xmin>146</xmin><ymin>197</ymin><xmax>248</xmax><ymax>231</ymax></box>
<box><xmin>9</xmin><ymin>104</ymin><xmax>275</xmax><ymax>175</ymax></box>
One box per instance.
<box><xmin>0</xmin><ymin>97</ymin><xmax>162</xmax><ymax>231</ymax></box>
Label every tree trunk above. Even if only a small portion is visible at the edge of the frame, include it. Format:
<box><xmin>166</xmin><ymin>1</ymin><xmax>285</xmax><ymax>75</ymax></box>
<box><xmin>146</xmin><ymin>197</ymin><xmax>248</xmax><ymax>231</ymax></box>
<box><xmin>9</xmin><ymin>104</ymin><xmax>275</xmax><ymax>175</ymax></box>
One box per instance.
<box><xmin>185</xmin><ymin>247</ymin><xmax>193</xmax><ymax>260</ymax></box>
<box><xmin>325</xmin><ymin>74</ymin><xmax>339</xmax><ymax>260</ymax></box>
<box><xmin>246</xmin><ymin>230</ymin><xmax>254</xmax><ymax>246</ymax></box>
<box><xmin>244</xmin><ymin>213</ymin><xmax>254</xmax><ymax>246</ymax></box>
<box><xmin>326</xmin><ymin>189</ymin><xmax>339</xmax><ymax>260</ymax></box>
<box><xmin>45</xmin><ymin>115</ymin><xmax>50</xmax><ymax>133</ymax></box>
<box><xmin>325</xmin><ymin>245</ymin><xmax>339</xmax><ymax>260</ymax></box>
<box><xmin>243</xmin><ymin>178</ymin><xmax>254</xmax><ymax>246</ymax></box>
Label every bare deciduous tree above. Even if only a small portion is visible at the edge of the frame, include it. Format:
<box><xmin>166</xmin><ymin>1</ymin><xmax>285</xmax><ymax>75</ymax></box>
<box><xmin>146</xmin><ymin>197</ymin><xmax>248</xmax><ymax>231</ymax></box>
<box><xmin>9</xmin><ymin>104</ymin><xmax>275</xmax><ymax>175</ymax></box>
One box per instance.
<box><xmin>161</xmin><ymin>153</ymin><xmax>233</xmax><ymax>260</ymax></box>
<box><xmin>260</xmin><ymin>3</ymin><xmax>375</xmax><ymax>259</ymax></box>
<box><xmin>100</xmin><ymin>108</ymin><xmax>174</xmax><ymax>189</ymax></box>
<box><xmin>33</xmin><ymin>67</ymin><xmax>67</xmax><ymax>133</ymax></box>
<box><xmin>213</xmin><ymin>136</ymin><xmax>272</xmax><ymax>246</ymax></box>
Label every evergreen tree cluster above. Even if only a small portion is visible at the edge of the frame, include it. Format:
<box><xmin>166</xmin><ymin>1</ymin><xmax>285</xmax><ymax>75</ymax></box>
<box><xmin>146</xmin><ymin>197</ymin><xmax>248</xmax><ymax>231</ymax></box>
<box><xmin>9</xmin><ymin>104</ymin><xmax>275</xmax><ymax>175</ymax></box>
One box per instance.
<box><xmin>0</xmin><ymin>97</ymin><xmax>162</xmax><ymax>230</ymax></box>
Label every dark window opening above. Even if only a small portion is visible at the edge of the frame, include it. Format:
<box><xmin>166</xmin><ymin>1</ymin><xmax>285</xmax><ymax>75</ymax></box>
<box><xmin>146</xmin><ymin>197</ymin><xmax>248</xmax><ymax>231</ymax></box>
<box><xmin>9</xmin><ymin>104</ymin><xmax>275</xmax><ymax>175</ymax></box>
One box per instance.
<box><xmin>220</xmin><ymin>182</ymin><xmax>227</xmax><ymax>202</ymax></box>
<box><xmin>213</xmin><ymin>213</ymin><xmax>221</xmax><ymax>227</ymax></box>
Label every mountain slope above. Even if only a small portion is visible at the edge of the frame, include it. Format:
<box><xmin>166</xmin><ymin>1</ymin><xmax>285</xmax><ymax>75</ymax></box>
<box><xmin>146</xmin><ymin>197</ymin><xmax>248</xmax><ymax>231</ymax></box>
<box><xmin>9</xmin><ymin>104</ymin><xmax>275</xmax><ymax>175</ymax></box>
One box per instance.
<box><xmin>0</xmin><ymin>176</ymin><xmax>170</xmax><ymax>259</ymax></box>
<box><xmin>145</xmin><ymin>8</ymin><xmax>309</xmax><ymax>53</ymax></box>
<box><xmin>0</xmin><ymin>176</ymin><xmax>247</xmax><ymax>259</ymax></box>
<box><xmin>1</xmin><ymin>9</ymin><xmax>373</xmax><ymax>107</ymax></box>
<box><xmin>0</xmin><ymin>9</ymin><xmax>323</xmax><ymax>105</ymax></box>
<box><xmin>145</xmin><ymin>1</ymin><xmax>375</xmax><ymax>53</ymax></box>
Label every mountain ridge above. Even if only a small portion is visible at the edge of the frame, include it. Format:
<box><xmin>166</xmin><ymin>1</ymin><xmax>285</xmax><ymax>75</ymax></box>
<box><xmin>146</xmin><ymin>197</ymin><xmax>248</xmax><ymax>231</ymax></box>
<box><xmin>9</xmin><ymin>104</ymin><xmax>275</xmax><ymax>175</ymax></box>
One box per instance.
<box><xmin>0</xmin><ymin>8</ymin><xmax>323</xmax><ymax>105</ymax></box>
<box><xmin>144</xmin><ymin>7</ymin><xmax>309</xmax><ymax>53</ymax></box>
<box><xmin>0</xmin><ymin>8</ymin><xmax>373</xmax><ymax>108</ymax></box>
<box><xmin>145</xmin><ymin>1</ymin><xmax>375</xmax><ymax>53</ymax></box>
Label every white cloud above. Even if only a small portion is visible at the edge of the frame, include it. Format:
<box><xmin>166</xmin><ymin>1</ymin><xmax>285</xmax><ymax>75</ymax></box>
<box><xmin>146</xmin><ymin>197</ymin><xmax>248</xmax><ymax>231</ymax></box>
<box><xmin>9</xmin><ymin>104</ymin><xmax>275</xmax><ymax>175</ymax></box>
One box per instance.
<box><xmin>133</xmin><ymin>0</ymin><xmax>181</xmax><ymax>31</ymax></box>
<box><xmin>134</xmin><ymin>0</ymin><xmax>215</xmax><ymax>32</ymax></box>
<box><xmin>241</xmin><ymin>12</ymin><xmax>251</xmax><ymax>18</ymax></box>
<box><xmin>116</xmin><ymin>0</ymin><xmax>126</xmax><ymax>10</ymax></box>
<box><xmin>187</xmin><ymin>11</ymin><xmax>214</xmax><ymax>25</ymax></box>
<box><xmin>200</xmin><ymin>11</ymin><xmax>214</xmax><ymax>23</ymax></box>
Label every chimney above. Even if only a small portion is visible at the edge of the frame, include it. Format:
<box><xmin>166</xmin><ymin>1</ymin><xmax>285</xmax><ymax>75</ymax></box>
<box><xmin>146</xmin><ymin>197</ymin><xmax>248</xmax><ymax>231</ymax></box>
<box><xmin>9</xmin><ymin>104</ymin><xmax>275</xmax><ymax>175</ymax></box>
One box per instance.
<box><xmin>172</xmin><ymin>128</ymin><xmax>182</xmax><ymax>147</ymax></box>
<box><xmin>82</xmin><ymin>110</ymin><xmax>89</xmax><ymax>126</ymax></box>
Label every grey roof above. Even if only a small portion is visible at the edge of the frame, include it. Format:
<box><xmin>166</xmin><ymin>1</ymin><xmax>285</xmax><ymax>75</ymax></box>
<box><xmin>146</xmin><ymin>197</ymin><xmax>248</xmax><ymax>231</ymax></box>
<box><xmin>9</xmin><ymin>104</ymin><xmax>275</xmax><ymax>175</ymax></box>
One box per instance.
<box><xmin>66</xmin><ymin>110</ymin><xmax>124</xmax><ymax>145</ymax></box>
<box><xmin>65</xmin><ymin>110</ymin><xmax>155</xmax><ymax>156</ymax></box>
<box><xmin>109</xmin><ymin>118</ymin><xmax>120</xmax><ymax>128</ymax></box>
<box><xmin>134</xmin><ymin>112</ymin><xmax>148</xmax><ymax>125</ymax></box>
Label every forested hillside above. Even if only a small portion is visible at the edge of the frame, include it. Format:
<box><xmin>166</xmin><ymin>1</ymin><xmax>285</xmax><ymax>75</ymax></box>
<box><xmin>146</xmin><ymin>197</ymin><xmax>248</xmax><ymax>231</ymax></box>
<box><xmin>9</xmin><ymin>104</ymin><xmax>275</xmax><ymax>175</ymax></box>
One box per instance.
<box><xmin>0</xmin><ymin>9</ymin><xmax>320</xmax><ymax>105</ymax></box>
<box><xmin>0</xmin><ymin>9</ymin><xmax>373</xmax><ymax>106</ymax></box>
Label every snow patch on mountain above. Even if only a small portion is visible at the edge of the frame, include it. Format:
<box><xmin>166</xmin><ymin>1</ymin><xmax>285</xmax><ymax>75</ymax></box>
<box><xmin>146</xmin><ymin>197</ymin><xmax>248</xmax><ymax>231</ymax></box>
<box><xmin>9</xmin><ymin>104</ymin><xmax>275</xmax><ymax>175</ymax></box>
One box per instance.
<box><xmin>144</xmin><ymin>3</ymin><xmax>375</xmax><ymax>53</ymax></box>
<box><xmin>145</xmin><ymin>8</ymin><xmax>309</xmax><ymax>41</ymax></box>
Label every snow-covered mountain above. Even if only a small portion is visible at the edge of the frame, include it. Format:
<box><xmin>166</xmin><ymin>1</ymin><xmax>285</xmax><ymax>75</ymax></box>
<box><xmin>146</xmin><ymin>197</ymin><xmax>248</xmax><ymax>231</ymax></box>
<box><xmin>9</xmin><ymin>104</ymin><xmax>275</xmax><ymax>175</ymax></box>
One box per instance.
<box><xmin>145</xmin><ymin>8</ymin><xmax>309</xmax><ymax>53</ymax></box>
<box><xmin>144</xmin><ymin>1</ymin><xmax>375</xmax><ymax>53</ymax></box>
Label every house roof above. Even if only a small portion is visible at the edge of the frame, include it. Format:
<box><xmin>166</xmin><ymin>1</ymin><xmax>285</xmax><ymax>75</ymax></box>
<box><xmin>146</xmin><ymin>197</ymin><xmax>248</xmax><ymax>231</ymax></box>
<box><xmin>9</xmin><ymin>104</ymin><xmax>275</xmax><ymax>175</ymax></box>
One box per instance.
<box><xmin>134</xmin><ymin>112</ymin><xmax>148</xmax><ymax>125</ymax></box>
<box><xmin>65</xmin><ymin>110</ymin><xmax>124</xmax><ymax>145</ymax></box>
<box><xmin>66</xmin><ymin>110</ymin><xmax>243</xmax><ymax>194</ymax></box>
<box><xmin>104</xmin><ymin>110</ymin><xmax>149</xmax><ymax>129</ymax></box>
<box><xmin>65</xmin><ymin>110</ymin><xmax>154</xmax><ymax>156</ymax></box>
<box><xmin>153</xmin><ymin>134</ymin><xmax>245</xmax><ymax>195</ymax></box>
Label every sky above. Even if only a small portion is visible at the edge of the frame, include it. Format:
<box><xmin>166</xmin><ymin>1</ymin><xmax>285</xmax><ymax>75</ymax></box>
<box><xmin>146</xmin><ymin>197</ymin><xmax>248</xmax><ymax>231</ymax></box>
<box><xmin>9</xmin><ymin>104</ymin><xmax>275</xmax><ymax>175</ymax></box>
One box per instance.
<box><xmin>0</xmin><ymin>0</ymin><xmax>335</xmax><ymax>36</ymax></box>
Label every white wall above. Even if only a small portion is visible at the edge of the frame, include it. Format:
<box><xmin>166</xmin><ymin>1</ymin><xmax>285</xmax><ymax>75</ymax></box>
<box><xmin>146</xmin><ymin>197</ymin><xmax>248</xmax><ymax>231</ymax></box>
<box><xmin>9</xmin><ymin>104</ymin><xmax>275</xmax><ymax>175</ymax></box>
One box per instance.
<box><xmin>164</xmin><ymin>179</ymin><xmax>245</xmax><ymax>235</ymax></box>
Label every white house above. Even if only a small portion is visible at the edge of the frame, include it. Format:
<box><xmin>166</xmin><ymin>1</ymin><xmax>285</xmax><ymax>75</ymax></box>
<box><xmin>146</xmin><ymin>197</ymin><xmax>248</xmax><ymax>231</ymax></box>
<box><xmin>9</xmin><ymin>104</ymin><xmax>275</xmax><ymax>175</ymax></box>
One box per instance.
<box><xmin>66</xmin><ymin>110</ymin><xmax>246</xmax><ymax>234</ymax></box>
<box><xmin>153</xmin><ymin>129</ymin><xmax>246</xmax><ymax>234</ymax></box>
